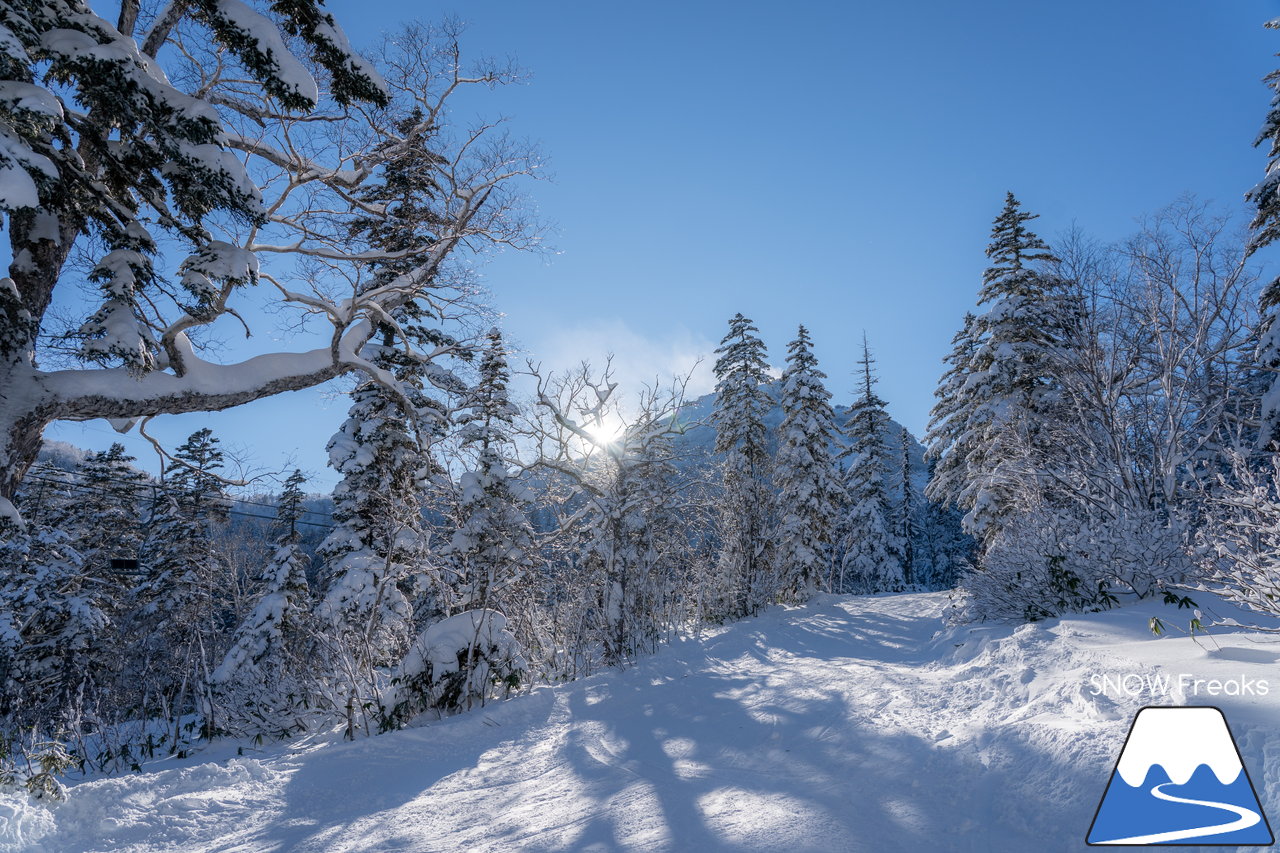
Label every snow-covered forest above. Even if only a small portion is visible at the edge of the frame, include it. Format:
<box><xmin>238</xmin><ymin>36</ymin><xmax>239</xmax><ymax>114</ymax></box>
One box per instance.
<box><xmin>4</xmin><ymin>1</ymin><xmax>1280</xmax><ymax>850</ymax></box>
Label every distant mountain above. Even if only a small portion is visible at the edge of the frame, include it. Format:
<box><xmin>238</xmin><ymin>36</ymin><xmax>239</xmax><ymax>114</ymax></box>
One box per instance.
<box><xmin>668</xmin><ymin>384</ymin><xmax>930</xmax><ymax>492</ymax></box>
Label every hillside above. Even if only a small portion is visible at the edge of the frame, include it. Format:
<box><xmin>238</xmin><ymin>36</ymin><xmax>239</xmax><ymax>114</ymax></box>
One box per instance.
<box><xmin>670</xmin><ymin>384</ymin><xmax>928</xmax><ymax>485</ymax></box>
<box><xmin>6</xmin><ymin>592</ymin><xmax>1278</xmax><ymax>852</ymax></box>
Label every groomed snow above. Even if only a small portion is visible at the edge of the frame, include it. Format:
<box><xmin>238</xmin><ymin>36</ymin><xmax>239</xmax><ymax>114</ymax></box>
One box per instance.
<box><xmin>4</xmin><ymin>592</ymin><xmax>1279</xmax><ymax>852</ymax></box>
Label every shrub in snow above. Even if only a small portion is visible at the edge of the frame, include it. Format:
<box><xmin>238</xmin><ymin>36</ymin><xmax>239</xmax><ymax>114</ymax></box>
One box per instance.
<box><xmin>1198</xmin><ymin>454</ymin><xmax>1280</xmax><ymax>627</ymax></box>
<box><xmin>380</xmin><ymin>611</ymin><xmax>526</xmax><ymax>727</ymax></box>
<box><xmin>947</xmin><ymin>509</ymin><xmax>1119</xmax><ymax>624</ymax></box>
<box><xmin>1077</xmin><ymin>510</ymin><xmax>1194</xmax><ymax>599</ymax></box>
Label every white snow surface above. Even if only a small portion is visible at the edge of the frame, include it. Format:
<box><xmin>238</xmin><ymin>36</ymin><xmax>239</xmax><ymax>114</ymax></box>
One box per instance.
<box><xmin>5</xmin><ymin>592</ymin><xmax>1280</xmax><ymax>852</ymax></box>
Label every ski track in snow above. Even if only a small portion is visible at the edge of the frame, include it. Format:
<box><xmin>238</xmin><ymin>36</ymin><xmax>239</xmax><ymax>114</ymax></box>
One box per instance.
<box><xmin>4</xmin><ymin>591</ymin><xmax>1279</xmax><ymax>853</ymax></box>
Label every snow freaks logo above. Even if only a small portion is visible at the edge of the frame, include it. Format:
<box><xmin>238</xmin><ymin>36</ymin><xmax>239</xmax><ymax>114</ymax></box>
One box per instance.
<box><xmin>1088</xmin><ymin>673</ymin><xmax>1270</xmax><ymax>698</ymax></box>
<box><xmin>1086</xmin><ymin>706</ymin><xmax>1274</xmax><ymax>846</ymax></box>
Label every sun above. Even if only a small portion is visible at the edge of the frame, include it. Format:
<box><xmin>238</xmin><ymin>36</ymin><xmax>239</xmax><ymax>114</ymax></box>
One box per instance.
<box><xmin>585</xmin><ymin>417</ymin><xmax>626</xmax><ymax>447</ymax></box>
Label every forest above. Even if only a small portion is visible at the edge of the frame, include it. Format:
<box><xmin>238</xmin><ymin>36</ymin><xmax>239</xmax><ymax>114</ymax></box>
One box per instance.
<box><xmin>1</xmin><ymin>1</ymin><xmax>1280</xmax><ymax>809</ymax></box>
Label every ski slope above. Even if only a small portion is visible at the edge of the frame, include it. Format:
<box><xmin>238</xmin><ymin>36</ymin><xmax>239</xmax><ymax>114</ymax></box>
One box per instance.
<box><xmin>4</xmin><ymin>592</ymin><xmax>1279</xmax><ymax>853</ymax></box>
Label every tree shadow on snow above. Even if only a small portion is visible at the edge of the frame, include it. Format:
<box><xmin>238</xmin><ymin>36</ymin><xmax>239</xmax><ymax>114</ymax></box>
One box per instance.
<box><xmin>217</xmin><ymin>595</ymin><xmax>1126</xmax><ymax>852</ymax></box>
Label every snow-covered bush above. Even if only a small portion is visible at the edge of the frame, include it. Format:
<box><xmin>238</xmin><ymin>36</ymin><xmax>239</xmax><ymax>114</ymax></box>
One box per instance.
<box><xmin>1198</xmin><ymin>454</ymin><xmax>1280</xmax><ymax>626</ymax></box>
<box><xmin>380</xmin><ymin>611</ymin><xmax>526</xmax><ymax>728</ymax></box>
<box><xmin>1076</xmin><ymin>510</ymin><xmax>1194</xmax><ymax>599</ymax></box>
<box><xmin>947</xmin><ymin>510</ymin><xmax>1119</xmax><ymax>624</ymax></box>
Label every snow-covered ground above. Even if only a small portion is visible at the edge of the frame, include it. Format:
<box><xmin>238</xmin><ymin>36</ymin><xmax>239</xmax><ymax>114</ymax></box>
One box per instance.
<box><xmin>4</xmin><ymin>591</ymin><xmax>1279</xmax><ymax>852</ymax></box>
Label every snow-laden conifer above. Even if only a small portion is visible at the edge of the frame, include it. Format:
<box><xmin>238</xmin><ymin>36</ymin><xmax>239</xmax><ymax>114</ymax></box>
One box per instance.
<box><xmin>211</xmin><ymin>470</ymin><xmax>315</xmax><ymax>738</ymax></box>
<box><xmin>711</xmin><ymin>313</ymin><xmax>774</xmax><ymax>616</ymax></box>
<box><xmin>838</xmin><ymin>337</ymin><xmax>902</xmax><ymax>592</ymax></box>
<box><xmin>773</xmin><ymin>326</ymin><xmax>844</xmax><ymax>600</ymax></box>
<box><xmin>927</xmin><ymin>194</ymin><xmax>1075</xmax><ymax>541</ymax></box>
<box><xmin>444</xmin><ymin>329</ymin><xmax>533</xmax><ymax>615</ymax></box>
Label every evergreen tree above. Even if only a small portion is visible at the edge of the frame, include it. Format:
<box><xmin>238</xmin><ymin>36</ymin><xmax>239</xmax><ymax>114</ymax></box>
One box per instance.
<box><xmin>773</xmin><ymin>326</ymin><xmax>845</xmax><ymax>600</ymax></box>
<box><xmin>13</xmin><ymin>461</ymin><xmax>76</xmax><ymax>531</ymax></box>
<box><xmin>0</xmin><ymin>522</ymin><xmax>108</xmax><ymax>736</ymax></box>
<box><xmin>444</xmin><ymin>329</ymin><xmax>534</xmax><ymax>615</ymax></box>
<box><xmin>925</xmin><ymin>313</ymin><xmax>981</xmax><ymax>511</ymax></box>
<box><xmin>130</xmin><ymin>428</ymin><xmax>231</xmax><ymax>742</ymax></box>
<box><xmin>838</xmin><ymin>336</ymin><xmax>902</xmax><ymax>592</ymax></box>
<box><xmin>70</xmin><ymin>443</ymin><xmax>147</xmax><ymax>574</ymax></box>
<box><xmin>317</xmin><ymin>376</ymin><xmax>427</xmax><ymax>669</ymax></box>
<box><xmin>1248</xmin><ymin>25</ymin><xmax>1280</xmax><ymax>449</ymax></box>
<box><xmin>315</xmin><ymin>98</ymin><xmax>473</xmax><ymax>737</ymax></box>
<box><xmin>897</xmin><ymin>428</ymin><xmax>917</xmax><ymax>588</ymax></box>
<box><xmin>926</xmin><ymin>193</ymin><xmax>1074</xmax><ymax>541</ymax></box>
<box><xmin>711</xmin><ymin>313</ymin><xmax>775</xmax><ymax>616</ymax></box>
<box><xmin>211</xmin><ymin>470</ymin><xmax>314</xmax><ymax>738</ymax></box>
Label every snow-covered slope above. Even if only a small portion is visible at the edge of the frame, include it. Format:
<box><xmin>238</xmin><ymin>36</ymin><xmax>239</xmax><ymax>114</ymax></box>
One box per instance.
<box><xmin>4</xmin><ymin>593</ymin><xmax>1279</xmax><ymax>852</ymax></box>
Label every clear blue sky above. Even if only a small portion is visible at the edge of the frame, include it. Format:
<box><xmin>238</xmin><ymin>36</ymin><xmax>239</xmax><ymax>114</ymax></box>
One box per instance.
<box><xmin>49</xmin><ymin>0</ymin><xmax>1280</xmax><ymax>491</ymax></box>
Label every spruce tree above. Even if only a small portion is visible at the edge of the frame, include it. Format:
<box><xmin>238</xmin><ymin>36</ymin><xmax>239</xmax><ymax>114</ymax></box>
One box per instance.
<box><xmin>212</xmin><ymin>470</ymin><xmax>314</xmax><ymax>738</ymax></box>
<box><xmin>1248</xmin><ymin>25</ymin><xmax>1280</xmax><ymax>449</ymax></box>
<box><xmin>926</xmin><ymin>193</ymin><xmax>1074</xmax><ymax>541</ymax></box>
<box><xmin>318</xmin><ymin>102</ymin><xmax>465</xmax><ymax>709</ymax></box>
<box><xmin>774</xmin><ymin>326</ymin><xmax>845</xmax><ymax>600</ymax></box>
<box><xmin>130</xmin><ymin>428</ymin><xmax>232</xmax><ymax>742</ymax></box>
<box><xmin>71</xmin><ymin>443</ymin><xmax>147</xmax><ymax>575</ymax></box>
<box><xmin>317</xmin><ymin>376</ymin><xmax>426</xmax><ymax>669</ymax></box>
<box><xmin>445</xmin><ymin>329</ymin><xmax>533</xmax><ymax>615</ymax></box>
<box><xmin>838</xmin><ymin>336</ymin><xmax>902</xmax><ymax>592</ymax></box>
<box><xmin>711</xmin><ymin>313</ymin><xmax>775</xmax><ymax>616</ymax></box>
<box><xmin>897</xmin><ymin>428</ymin><xmax>917</xmax><ymax>588</ymax></box>
<box><xmin>924</xmin><ymin>313</ymin><xmax>981</xmax><ymax>511</ymax></box>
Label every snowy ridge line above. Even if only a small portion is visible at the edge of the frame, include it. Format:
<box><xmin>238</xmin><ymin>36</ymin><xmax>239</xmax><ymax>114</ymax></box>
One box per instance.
<box><xmin>1115</xmin><ymin>707</ymin><xmax>1243</xmax><ymax>787</ymax></box>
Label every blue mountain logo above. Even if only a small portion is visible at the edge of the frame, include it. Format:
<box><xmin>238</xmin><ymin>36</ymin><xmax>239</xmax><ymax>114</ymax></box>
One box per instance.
<box><xmin>1087</xmin><ymin>706</ymin><xmax>1273</xmax><ymax>846</ymax></box>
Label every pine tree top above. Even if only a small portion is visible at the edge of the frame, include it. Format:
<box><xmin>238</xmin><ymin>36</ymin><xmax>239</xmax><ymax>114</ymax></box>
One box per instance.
<box><xmin>980</xmin><ymin>193</ymin><xmax>1058</xmax><ymax>302</ymax></box>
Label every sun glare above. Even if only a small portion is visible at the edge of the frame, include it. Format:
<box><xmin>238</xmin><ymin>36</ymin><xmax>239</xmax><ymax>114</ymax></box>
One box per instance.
<box><xmin>585</xmin><ymin>418</ymin><xmax>626</xmax><ymax>447</ymax></box>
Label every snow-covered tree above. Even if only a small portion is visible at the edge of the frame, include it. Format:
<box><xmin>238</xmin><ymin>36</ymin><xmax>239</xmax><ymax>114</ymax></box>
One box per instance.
<box><xmin>68</xmin><ymin>443</ymin><xmax>147</xmax><ymax>574</ymax></box>
<box><xmin>1247</xmin><ymin>20</ymin><xmax>1280</xmax><ymax>449</ymax></box>
<box><xmin>529</xmin><ymin>362</ymin><xmax>696</xmax><ymax>665</ymax></box>
<box><xmin>444</xmin><ymin>329</ymin><xmax>533</xmax><ymax>616</ymax></box>
<box><xmin>712</xmin><ymin>313</ymin><xmax>775</xmax><ymax>617</ymax></box>
<box><xmin>896</xmin><ymin>428</ymin><xmax>917</xmax><ymax>588</ymax></box>
<box><xmin>317</xmin><ymin>374</ymin><xmax>428</xmax><ymax>676</ymax></box>
<box><xmin>926</xmin><ymin>194</ymin><xmax>1074</xmax><ymax>542</ymax></box>
<box><xmin>0</xmin><ymin>523</ymin><xmax>108</xmax><ymax>735</ymax></box>
<box><xmin>925</xmin><ymin>312</ymin><xmax>982</xmax><ymax>512</ymax></box>
<box><xmin>0</xmin><ymin>10</ymin><xmax>538</xmax><ymax>522</ymax></box>
<box><xmin>211</xmin><ymin>470</ymin><xmax>315</xmax><ymax>739</ymax></box>
<box><xmin>773</xmin><ymin>326</ymin><xmax>844</xmax><ymax>600</ymax></box>
<box><xmin>838</xmin><ymin>336</ymin><xmax>902</xmax><ymax>592</ymax></box>
<box><xmin>128</xmin><ymin>428</ymin><xmax>232</xmax><ymax>740</ymax></box>
<box><xmin>12</xmin><ymin>460</ymin><xmax>77</xmax><ymax>530</ymax></box>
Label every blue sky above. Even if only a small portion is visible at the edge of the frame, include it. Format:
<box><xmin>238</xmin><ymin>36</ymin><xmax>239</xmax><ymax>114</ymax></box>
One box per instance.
<box><xmin>48</xmin><ymin>0</ymin><xmax>1280</xmax><ymax>490</ymax></box>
